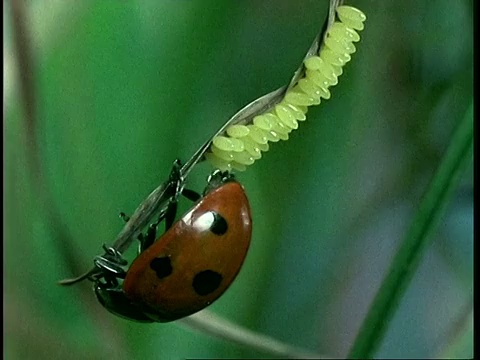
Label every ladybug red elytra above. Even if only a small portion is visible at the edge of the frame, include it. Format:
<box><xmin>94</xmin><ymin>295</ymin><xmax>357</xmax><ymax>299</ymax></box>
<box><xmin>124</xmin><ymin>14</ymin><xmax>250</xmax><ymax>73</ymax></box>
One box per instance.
<box><xmin>121</xmin><ymin>180</ymin><xmax>251</xmax><ymax>322</ymax></box>
<box><xmin>67</xmin><ymin>167</ymin><xmax>252</xmax><ymax>323</ymax></box>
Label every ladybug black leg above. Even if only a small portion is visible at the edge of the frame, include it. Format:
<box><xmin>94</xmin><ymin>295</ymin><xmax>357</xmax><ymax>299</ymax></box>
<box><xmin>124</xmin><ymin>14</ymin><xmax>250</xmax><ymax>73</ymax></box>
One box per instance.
<box><xmin>136</xmin><ymin>233</ymin><xmax>146</xmax><ymax>254</ymax></box>
<box><xmin>119</xmin><ymin>212</ymin><xmax>130</xmax><ymax>223</ymax></box>
<box><xmin>138</xmin><ymin>195</ymin><xmax>180</xmax><ymax>253</ymax></box>
<box><xmin>120</xmin><ymin>214</ymin><xmax>145</xmax><ymax>251</ymax></box>
<box><xmin>94</xmin><ymin>246</ymin><xmax>128</xmax><ymax>280</ymax></box>
<box><xmin>119</xmin><ymin>211</ymin><xmax>157</xmax><ymax>253</ymax></box>
<box><xmin>137</xmin><ymin>223</ymin><xmax>158</xmax><ymax>253</ymax></box>
<box><xmin>164</xmin><ymin>200</ymin><xmax>178</xmax><ymax>231</ymax></box>
<box><xmin>92</xmin><ymin>247</ymin><xmax>156</xmax><ymax>322</ymax></box>
<box><xmin>182</xmin><ymin>188</ymin><xmax>201</xmax><ymax>202</ymax></box>
<box><xmin>170</xmin><ymin>159</ymin><xmax>182</xmax><ymax>180</ymax></box>
<box><xmin>134</xmin><ymin>158</ymin><xmax>195</xmax><ymax>254</ymax></box>
<box><xmin>94</xmin><ymin>283</ymin><xmax>154</xmax><ymax>323</ymax></box>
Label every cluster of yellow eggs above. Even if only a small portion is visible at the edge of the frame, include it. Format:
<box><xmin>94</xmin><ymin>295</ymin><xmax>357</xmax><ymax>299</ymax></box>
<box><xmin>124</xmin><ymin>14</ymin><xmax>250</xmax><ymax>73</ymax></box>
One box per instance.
<box><xmin>206</xmin><ymin>5</ymin><xmax>366</xmax><ymax>172</ymax></box>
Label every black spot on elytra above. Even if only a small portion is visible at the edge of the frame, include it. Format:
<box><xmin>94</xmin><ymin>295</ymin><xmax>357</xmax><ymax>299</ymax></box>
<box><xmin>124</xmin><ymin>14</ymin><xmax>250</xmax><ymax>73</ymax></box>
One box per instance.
<box><xmin>150</xmin><ymin>257</ymin><xmax>173</xmax><ymax>279</ymax></box>
<box><xmin>210</xmin><ymin>212</ymin><xmax>228</xmax><ymax>235</ymax></box>
<box><xmin>192</xmin><ymin>270</ymin><xmax>222</xmax><ymax>296</ymax></box>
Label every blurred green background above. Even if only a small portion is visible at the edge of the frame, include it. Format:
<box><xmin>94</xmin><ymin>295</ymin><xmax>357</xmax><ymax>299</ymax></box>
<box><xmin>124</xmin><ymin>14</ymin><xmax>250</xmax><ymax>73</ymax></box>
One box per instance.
<box><xmin>4</xmin><ymin>0</ymin><xmax>473</xmax><ymax>359</ymax></box>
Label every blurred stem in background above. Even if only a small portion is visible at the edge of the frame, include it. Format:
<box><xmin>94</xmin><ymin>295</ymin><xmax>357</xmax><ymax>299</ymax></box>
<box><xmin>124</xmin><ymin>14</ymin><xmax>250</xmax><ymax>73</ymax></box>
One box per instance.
<box><xmin>349</xmin><ymin>102</ymin><xmax>473</xmax><ymax>358</ymax></box>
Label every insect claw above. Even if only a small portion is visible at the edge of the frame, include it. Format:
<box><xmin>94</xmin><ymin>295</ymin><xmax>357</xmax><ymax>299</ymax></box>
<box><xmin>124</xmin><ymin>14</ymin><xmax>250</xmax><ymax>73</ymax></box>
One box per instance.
<box><xmin>119</xmin><ymin>212</ymin><xmax>130</xmax><ymax>222</ymax></box>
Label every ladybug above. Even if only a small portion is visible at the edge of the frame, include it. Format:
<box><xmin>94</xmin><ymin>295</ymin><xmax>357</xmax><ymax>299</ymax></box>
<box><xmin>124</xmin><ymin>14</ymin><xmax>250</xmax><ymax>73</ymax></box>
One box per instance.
<box><xmin>91</xmin><ymin>169</ymin><xmax>252</xmax><ymax>322</ymax></box>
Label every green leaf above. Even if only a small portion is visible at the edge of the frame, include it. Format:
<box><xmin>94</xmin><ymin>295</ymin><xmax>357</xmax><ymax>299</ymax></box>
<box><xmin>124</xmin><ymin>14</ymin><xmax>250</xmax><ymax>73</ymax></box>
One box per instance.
<box><xmin>348</xmin><ymin>101</ymin><xmax>473</xmax><ymax>359</ymax></box>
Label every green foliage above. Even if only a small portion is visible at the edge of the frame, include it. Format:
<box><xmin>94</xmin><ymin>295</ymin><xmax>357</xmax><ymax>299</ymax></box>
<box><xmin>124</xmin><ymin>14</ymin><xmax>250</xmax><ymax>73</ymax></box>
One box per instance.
<box><xmin>5</xmin><ymin>0</ymin><xmax>473</xmax><ymax>358</ymax></box>
<box><xmin>348</xmin><ymin>102</ymin><xmax>473</xmax><ymax>358</ymax></box>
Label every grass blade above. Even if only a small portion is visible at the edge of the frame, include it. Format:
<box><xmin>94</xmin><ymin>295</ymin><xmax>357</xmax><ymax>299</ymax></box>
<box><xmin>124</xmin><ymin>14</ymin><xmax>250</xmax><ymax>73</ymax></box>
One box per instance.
<box><xmin>348</xmin><ymin>101</ymin><xmax>473</xmax><ymax>359</ymax></box>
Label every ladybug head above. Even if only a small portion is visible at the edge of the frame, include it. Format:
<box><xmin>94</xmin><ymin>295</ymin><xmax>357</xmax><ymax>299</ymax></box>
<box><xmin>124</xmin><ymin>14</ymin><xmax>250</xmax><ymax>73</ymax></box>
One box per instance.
<box><xmin>203</xmin><ymin>170</ymin><xmax>236</xmax><ymax>196</ymax></box>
